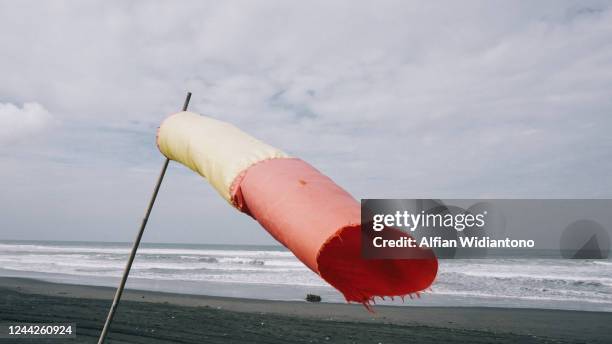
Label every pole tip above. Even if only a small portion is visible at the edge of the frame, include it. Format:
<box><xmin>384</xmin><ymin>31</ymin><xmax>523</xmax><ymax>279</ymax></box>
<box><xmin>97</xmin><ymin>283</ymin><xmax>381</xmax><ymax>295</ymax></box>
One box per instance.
<box><xmin>182</xmin><ymin>92</ymin><xmax>192</xmax><ymax>111</ymax></box>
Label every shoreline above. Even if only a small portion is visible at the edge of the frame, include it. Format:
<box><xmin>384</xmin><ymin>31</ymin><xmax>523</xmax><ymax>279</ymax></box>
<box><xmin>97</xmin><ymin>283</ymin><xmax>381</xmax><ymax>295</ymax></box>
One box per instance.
<box><xmin>2</xmin><ymin>240</ymin><xmax>610</xmax><ymax>313</ymax></box>
<box><xmin>1</xmin><ymin>277</ymin><xmax>611</xmax><ymax>343</ymax></box>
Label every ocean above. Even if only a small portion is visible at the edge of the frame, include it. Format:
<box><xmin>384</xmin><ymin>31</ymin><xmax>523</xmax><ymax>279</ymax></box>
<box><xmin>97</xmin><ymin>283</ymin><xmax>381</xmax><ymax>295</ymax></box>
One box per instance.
<box><xmin>1</xmin><ymin>240</ymin><xmax>610</xmax><ymax>312</ymax></box>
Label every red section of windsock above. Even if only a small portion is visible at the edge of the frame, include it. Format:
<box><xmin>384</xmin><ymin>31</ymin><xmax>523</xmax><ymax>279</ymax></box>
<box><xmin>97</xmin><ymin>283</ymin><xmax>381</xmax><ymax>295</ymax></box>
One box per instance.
<box><xmin>232</xmin><ymin>158</ymin><xmax>438</xmax><ymax>306</ymax></box>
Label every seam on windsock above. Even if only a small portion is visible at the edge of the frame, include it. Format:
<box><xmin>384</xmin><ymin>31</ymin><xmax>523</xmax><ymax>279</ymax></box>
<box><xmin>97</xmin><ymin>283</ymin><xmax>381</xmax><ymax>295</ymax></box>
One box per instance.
<box><xmin>229</xmin><ymin>157</ymin><xmax>298</xmax><ymax>213</ymax></box>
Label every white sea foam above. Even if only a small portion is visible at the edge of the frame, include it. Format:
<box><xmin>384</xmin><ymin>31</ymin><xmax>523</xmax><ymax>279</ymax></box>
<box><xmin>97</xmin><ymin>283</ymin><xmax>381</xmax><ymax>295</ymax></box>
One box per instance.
<box><xmin>1</xmin><ymin>241</ymin><xmax>611</xmax><ymax>311</ymax></box>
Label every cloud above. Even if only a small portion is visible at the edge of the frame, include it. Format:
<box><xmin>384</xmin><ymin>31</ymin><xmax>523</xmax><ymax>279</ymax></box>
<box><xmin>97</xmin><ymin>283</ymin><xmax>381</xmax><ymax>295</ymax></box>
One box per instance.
<box><xmin>0</xmin><ymin>1</ymin><xmax>611</xmax><ymax>243</ymax></box>
<box><xmin>0</xmin><ymin>102</ymin><xmax>53</xmax><ymax>142</ymax></box>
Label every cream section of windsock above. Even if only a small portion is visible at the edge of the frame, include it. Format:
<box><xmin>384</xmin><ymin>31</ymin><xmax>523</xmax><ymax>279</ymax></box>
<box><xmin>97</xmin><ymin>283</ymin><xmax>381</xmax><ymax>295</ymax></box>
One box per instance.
<box><xmin>156</xmin><ymin>111</ymin><xmax>289</xmax><ymax>203</ymax></box>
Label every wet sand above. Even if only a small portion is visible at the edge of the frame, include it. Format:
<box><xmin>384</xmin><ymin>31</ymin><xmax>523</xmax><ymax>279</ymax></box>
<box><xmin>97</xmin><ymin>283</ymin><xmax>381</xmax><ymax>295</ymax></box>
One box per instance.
<box><xmin>1</xmin><ymin>277</ymin><xmax>610</xmax><ymax>343</ymax></box>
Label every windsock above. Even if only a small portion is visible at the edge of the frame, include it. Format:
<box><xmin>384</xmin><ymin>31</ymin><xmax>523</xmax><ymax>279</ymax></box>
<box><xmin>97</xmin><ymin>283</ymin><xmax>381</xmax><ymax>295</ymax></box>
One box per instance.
<box><xmin>157</xmin><ymin>111</ymin><xmax>437</xmax><ymax>306</ymax></box>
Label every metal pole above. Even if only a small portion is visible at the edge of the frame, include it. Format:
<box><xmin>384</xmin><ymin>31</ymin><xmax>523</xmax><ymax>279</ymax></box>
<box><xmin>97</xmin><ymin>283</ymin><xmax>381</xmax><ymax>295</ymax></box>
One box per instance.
<box><xmin>97</xmin><ymin>92</ymin><xmax>192</xmax><ymax>344</ymax></box>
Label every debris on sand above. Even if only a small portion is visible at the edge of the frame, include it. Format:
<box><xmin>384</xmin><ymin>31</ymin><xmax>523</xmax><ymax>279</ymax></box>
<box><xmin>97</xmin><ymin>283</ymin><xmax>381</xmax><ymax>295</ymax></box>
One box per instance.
<box><xmin>306</xmin><ymin>294</ymin><xmax>322</xmax><ymax>302</ymax></box>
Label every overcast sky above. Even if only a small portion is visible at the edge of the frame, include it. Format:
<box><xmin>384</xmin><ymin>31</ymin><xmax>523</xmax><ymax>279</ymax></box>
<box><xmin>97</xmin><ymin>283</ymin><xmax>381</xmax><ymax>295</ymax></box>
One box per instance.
<box><xmin>1</xmin><ymin>1</ymin><xmax>611</xmax><ymax>244</ymax></box>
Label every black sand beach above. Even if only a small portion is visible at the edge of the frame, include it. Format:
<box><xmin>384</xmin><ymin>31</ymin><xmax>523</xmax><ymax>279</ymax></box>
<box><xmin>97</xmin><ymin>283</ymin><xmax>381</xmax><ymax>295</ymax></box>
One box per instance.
<box><xmin>1</xmin><ymin>277</ymin><xmax>610</xmax><ymax>343</ymax></box>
